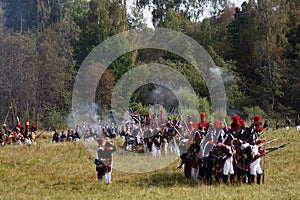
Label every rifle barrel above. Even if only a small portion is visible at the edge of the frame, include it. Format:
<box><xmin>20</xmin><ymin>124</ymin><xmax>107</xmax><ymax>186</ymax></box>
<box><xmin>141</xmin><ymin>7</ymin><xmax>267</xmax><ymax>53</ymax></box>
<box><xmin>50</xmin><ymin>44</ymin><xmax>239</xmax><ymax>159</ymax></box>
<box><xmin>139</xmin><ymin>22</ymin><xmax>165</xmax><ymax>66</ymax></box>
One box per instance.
<box><xmin>266</xmin><ymin>142</ymin><xmax>290</xmax><ymax>152</ymax></box>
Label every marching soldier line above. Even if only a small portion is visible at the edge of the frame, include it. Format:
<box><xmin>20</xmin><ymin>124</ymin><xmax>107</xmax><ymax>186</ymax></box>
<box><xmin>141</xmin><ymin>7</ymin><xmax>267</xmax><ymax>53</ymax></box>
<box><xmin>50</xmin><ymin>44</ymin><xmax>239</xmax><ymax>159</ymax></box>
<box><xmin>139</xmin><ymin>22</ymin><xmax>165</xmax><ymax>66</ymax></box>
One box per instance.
<box><xmin>0</xmin><ymin>120</ymin><xmax>38</xmax><ymax>146</ymax></box>
<box><xmin>93</xmin><ymin>111</ymin><xmax>295</xmax><ymax>184</ymax></box>
<box><xmin>1</xmin><ymin>111</ymin><xmax>296</xmax><ymax>185</ymax></box>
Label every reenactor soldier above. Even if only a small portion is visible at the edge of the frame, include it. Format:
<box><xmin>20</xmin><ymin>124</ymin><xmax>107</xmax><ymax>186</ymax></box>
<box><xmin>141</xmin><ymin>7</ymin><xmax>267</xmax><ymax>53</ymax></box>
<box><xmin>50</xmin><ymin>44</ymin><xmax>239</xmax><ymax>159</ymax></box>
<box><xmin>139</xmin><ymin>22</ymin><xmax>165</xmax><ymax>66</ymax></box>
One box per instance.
<box><xmin>249</xmin><ymin>139</ymin><xmax>266</xmax><ymax>184</ymax></box>
<box><xmin>295</xmin><ymin>114</ymin><xmax>300</xmax><ymax>131</ymax></box>
<box><xmin>96</xmin><ymin>138</ymin><xmax>116</xmax><ymax>183</ymax></box>
<box><xmin>52</xmin><ymin>130</ymin><xmax>60</xmax><ymax>143</ymax></box>
<box><xmin>0</xmin><ymin>129</ymin><xmax>7</xmax><ymax>146</ymax></box>
<box><xmin>220</xmin><ymin>134</ymin><xmax>235</xmax><ymax>185</ymax></box>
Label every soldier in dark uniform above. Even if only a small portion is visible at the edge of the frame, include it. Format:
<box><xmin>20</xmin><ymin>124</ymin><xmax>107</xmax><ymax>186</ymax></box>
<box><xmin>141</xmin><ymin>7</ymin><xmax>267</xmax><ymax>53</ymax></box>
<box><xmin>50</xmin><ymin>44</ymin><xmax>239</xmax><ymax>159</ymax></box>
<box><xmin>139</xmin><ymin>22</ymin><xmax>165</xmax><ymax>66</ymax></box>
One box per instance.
<box><xmin>285</xmin><ymin>116</ymin><xmax>291</xmax><ymax>130</ymax></box>
<box><xmin>275</xmin><ymin>120</ymin><xmax>280</xmax><ymax>130</ymax></box>
<box><xmin>60</xmin><ymin>131</ymin><xmax>67</xmax><ymax>142</ymax></box>
<box><xmin>52</xmin><ymin>130</ymin><xmax>60</xmax><ymax>143</ymax></box>
<box><xmin>67</xmin><ymin>130</ymin><xmax>74</xmax><ymax>141</ymax></box>
<box><xmin>263</xmin><ymin>119</ymin><xmax>269</xmax><ymax>131</ymax></box>
<box><xmin>295</xmin><ymin>114</ymin><xmax>300</xmax><ymax>131</ymax></box>
<box><xmin>143</xmin><ymin>126</ymin><xmax>153</xmax><ymax>153</ymax></box>
<box><xmin>96</xmin><ymin>139</ymin><xmax>116</xmax><ymax>183</ymax></box>
<box><xmin>178</xmin><ymin>151</ymin><xmax>191</xmax><ymax>179</ymax></box>
<box><xmin>74</xmin><ymin>131</ymin><xmax>80</xmax><ymax>142</ymax></box>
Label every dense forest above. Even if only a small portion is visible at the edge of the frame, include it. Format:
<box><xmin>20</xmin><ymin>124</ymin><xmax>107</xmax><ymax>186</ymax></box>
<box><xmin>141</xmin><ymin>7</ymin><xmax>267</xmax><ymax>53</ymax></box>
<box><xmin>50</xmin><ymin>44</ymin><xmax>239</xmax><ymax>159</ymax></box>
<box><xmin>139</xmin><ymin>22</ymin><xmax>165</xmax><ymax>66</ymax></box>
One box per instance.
<box><xmin>0</xmin><ymin>0</ymin><xmax>299</xmax><ymax>129</ymax></box>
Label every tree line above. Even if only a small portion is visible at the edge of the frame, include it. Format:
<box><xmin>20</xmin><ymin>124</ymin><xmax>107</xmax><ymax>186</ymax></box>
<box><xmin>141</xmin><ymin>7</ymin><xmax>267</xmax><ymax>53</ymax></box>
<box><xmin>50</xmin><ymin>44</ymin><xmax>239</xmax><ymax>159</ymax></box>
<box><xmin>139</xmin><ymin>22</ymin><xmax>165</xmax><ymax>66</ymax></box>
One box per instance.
<box><xmin>0</xmin><ymin>0</ymin><xmax>299</xmax><ymax>129</ymax></box>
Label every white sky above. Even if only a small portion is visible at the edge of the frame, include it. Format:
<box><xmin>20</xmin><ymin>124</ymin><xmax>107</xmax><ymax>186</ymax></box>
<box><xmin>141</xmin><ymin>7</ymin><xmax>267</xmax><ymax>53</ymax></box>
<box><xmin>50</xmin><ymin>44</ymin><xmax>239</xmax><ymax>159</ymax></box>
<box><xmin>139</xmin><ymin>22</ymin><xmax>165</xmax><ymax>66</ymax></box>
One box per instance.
<box><xmin>128</xmin><ymin>0</ymin><xmax>249</xmax><ymax>28</ymax></box>
<box><xmin>232</xmin><ymin>0</ymin><xmax>248</xmax><ymax>7</ymax></box>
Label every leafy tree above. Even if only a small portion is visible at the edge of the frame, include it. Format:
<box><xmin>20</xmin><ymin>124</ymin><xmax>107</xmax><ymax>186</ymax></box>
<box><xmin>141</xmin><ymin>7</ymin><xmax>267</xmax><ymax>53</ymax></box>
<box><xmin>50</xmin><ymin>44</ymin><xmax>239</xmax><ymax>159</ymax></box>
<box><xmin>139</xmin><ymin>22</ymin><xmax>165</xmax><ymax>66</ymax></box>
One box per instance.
<box><xmin>243</xmin><ymin>106</ymin><xmax>267</xmax><ymax>122</ymax></box>
<box><xmin>73</xmin><ymin>0</ymin><xmax>135</xmax><ymax>77</ymax></box>
<box><xmin>136</xmin><ymin>0</ymin><xmax>230</xmax><ymax>27</ymax></box>
<box><xmin>95</xmin><ymin>66</ymin><xmax>116</xmax><ymax>109</ymax></box>
<box><xmin>1</xmin><ymin>0</ymin><xmax>67</xmax><ymax>33</ymax></box>
<box><xmin>1</xmin><ymin>0</ymin><xmax>35</xmax><ymax>32</ymax></box>
<box><xmin>283</xmin><ymin>1</ymin><xmax>300</xmax><ymax>112</ymax></box>
<box><xmin>208</xmin><ymin>47</ymin><xmax>244</xmax><ymax>109</ymax></box>
<box><xmin>128</xmin><ymin>0</ymin><xmax>147</xmax><ymax>29</ymax></box>
<box><xmin>252</xmin><ymin>0</ymin><xmax>288</xmax><ymax>111</ymax></box>
<box><xmin>209</xmin><ymin>3</ymin><xmax>236</xmax><ymax>59</ymax></box>
<box><xmin>227</xmin><ymin>1</ymin><xmax>258</xmax><ymax>69</ymax></box>
<box><xmin>0</xmin><ymin>33</ymin><xmax>38</xmax><ymax>126</ymax></box>
<box><xmin>0</xmin><ymin>2</ymin><xmax>4</xmax><ymax>34</ymax></box>
<box><xmin>36</xmin><ymin>18</ymin><xmax>79</xmax><ymax>124</ymax></box>
<box><xmin>227</xmin><ymin>0</ymin><xmax>288</xmax><ymax>112</ymax></box>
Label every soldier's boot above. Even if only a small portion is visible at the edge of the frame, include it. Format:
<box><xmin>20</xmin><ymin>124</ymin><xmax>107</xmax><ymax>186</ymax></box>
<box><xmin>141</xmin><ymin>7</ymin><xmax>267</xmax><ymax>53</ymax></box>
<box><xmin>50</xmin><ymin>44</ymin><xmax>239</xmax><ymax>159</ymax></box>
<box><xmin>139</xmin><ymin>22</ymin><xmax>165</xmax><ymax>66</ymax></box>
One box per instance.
<box><xmin>230</xmin><ymin>174</ymin><xmax>234</xmax><ymax>185</ymax></box>
<box><xmin>237</xmin><ymin>168</ymin><xmax>242</xmax><ymax>181</ymax></box>
<box><xmin>257</xmin><ymin>173</ymin><xmax>262</xmax><ymax>185</ymax></box>
<box><xmin>223</xmin><ymin>175</ymin><xmax>228</xmax><ymax>184</ymax></box>
<box><xmin>249</xmin><ymin>174</ymin><xmax>255</xmax><ymax>184</ymax></box>
<box><xmin>215</xmin><ymin>174</ymin><xmax>221</xmax><ymax>184</ymax></box>
<box><xmin>242</xmin><ymin>170</ymin><xmax>247</xmax><ymax>183</ymax></box>
<box><xmin>97</xmin><ymin>172</ymin><xmax>103</xmax><ymax>180</ymax></box>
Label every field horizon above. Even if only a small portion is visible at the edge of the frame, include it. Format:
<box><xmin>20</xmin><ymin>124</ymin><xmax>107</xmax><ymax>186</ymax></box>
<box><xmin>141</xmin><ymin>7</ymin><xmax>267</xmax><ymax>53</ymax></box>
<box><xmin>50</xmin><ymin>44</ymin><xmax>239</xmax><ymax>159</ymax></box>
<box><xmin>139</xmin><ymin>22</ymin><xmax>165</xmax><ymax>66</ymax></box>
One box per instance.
<box><xmin>0</xmin><ymin>128</ymin><xmax>299</xmax><ymax>200</ymax></box>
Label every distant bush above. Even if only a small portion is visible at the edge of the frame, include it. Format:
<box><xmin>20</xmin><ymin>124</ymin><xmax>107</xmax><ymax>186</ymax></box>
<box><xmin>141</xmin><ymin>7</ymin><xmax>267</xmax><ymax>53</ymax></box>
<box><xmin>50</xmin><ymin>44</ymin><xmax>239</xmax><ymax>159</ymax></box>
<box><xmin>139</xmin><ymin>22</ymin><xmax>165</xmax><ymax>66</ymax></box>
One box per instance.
<box><xmin>42</xmin><ymin>110</ymin><xmax>66</xmax><ymax>130</ymax></box>
<box><xmin>243</xmin><ymin>106</ymin><xmax>267</xmax><ymax>121</ymax></box>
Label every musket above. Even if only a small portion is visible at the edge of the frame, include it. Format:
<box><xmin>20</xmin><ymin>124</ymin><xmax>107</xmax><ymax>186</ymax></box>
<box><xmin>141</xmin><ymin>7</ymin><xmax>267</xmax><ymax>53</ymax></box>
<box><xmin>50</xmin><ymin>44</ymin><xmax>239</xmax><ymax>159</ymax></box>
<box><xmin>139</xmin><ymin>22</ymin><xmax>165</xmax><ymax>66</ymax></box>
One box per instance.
<box><xmin>252</xmin><ymin>142</ymin><xmax>290</xmax><ymax>163</ymax></box>
<box><xmin>258</xmin><ymin>127</ymin><xmax>268</xmax><ymax>137</ymax></box>
<box><xmin>177</xmin><ymin>109</ymin><xmax>191</xmax><ymax>135</ymax></box>
<box><xmin>3</xmin><ymin>104</ymin><xmax>12</xmax><ymax>125</ymax></box>
<box><xmin>259</xmin><ymin>138</ymin><xmax>278</xmax><ymax>147</ymax></box>
<box><xmin>223</xmin><ymin>118</ymin><xmax>228</xmax><ymax>129</ymax></box>
<box><xmin>261</xmin><ymin>141</ymin><xmax>290</xmax><ymax>181</ymax></box>
<box><xmin>35</xmin><ymin>130</ymin><xmax>46</xmax><ymax>138</ymax></box>
<box><xmin>128</xmin><ymin>109</ymin><xmax>141</xmax><ymax>124</ymax></box>
<box><xmin>170</xmin><ymin>121</ymin><xmax>184</xmax><ymax>138</ymax></box>
<box><xmin>265</xmin><ymin>142</ymin><xmax>290</xmax><ymax>152</ymax></box>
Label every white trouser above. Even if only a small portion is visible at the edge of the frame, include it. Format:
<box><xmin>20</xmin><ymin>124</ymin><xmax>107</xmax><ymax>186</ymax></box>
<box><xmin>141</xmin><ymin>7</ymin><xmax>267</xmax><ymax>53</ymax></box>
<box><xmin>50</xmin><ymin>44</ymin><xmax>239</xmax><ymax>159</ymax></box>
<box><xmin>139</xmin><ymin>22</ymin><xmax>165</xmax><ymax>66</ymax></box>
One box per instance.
<box><xmin>143</xmin><ymin>142</ymin><xmax>148</xmax><ymax>153</ymax></box>
<box><xmin>296</xmin><ymin>125</ymin><xmax>300</xmax><ymax>131</ymax></box>
<box><xmin>223</xmin><ymin>157</ymin><xmax>234</xmax><ymax>175</ymax></box>
<box><xmin>169</xmin><ymin>139</ymin><xmax>180</xmax><ymax>156</ymax></box>
<box><xmin>191</xmin><ymin>168</ymin><xmax>199</xmax><ymax>182</ymax></box>
<box><xmin>163</xmin><ymin>139</ymin><xmax>168</xmax><ymax>154</ymax></box>
<box><xmin>152</xmin><ymin>144</ymin><xmax>161</xmax><ymax>157</ymax></box>
<box><xmin>136</xmin><ymin>136</ymin><xmax>141</xmax><ymax>145</ymax></box>
<box><xmin>104</xmin><ymin>172</ymin><xmax>112</xmax><ymax>183</ymax></box>
<box><xmin>250</xmin><ymin>157</ymin><xmax>263</xmax><ymax>175</ymax></box>
<box><xmin>25</xmin><ymin>138</ymin><xmax>32</xmax><ymax>145</ymax></box>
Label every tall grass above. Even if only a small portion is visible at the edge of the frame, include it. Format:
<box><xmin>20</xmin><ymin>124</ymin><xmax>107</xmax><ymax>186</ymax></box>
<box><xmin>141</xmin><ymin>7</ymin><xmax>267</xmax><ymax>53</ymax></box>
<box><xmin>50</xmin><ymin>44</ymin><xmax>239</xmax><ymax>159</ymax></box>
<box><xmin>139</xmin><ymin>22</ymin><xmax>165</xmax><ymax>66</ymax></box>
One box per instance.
<box><xmin>0</xmin><ymin>129</ymin><xmax>299</xmax><ymax>200</ymax></box>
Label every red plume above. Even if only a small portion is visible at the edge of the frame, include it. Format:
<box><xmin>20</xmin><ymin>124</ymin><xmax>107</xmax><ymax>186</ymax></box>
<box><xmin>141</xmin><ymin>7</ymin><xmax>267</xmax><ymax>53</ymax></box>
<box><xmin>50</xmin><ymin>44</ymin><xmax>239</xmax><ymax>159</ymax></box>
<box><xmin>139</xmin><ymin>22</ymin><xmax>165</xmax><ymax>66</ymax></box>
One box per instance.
<box><xmin>214</xmin><ymin>120</ymin><xmax>221</xmax><ymax>128</ymax></box>
<box><xmin>234</xmin><ymin>121</ymin><xmax>242</xmax><ymax>132</ymax></box>
<box><xmin>200</xmin><ymin>113</ymin><xmax>205</xmax><ymax>125</ymax></box>
<box><xmin>254</xmin><ymin>115</ymin><xmax>261</xmax><ymax>123</ymax></box>
<box><xmin>233</xmin><ymin>115</ymin><xmax>240</xmax><ymax>122</ymax></box>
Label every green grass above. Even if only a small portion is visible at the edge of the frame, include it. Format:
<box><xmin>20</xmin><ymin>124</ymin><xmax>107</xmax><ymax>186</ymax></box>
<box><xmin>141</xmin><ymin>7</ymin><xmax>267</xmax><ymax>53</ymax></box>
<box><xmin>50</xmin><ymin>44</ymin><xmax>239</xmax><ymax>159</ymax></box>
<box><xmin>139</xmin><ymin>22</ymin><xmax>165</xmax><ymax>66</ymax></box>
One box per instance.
<box><xmin>0</xmin><ymin>129</ymin><xmax>299</xmax><ymax>200</ymax></box>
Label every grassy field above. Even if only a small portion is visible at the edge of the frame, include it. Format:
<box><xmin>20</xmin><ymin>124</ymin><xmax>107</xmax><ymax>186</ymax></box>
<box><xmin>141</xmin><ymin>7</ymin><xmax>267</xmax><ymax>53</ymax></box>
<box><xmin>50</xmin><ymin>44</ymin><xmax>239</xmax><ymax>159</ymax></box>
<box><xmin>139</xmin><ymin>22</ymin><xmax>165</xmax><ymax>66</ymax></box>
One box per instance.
<box><xmin>0</xmin><ymin>129</ymin><xmax>299</xmax><ymax>200</ymax></box>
